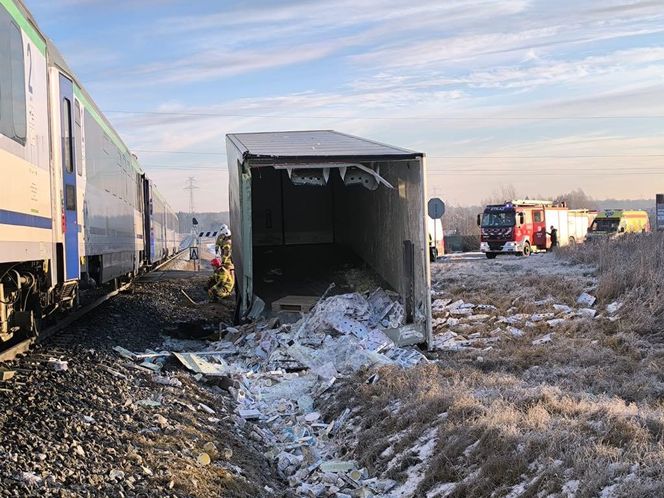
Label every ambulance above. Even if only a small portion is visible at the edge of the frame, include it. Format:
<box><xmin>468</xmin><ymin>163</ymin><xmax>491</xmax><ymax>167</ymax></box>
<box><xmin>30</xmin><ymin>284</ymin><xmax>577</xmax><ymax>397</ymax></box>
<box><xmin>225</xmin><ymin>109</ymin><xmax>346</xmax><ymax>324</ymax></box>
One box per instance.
<box><xmin>587</xmin><ymin>210</ymin><xmax>650</xmax><ymax>239</ymax></box>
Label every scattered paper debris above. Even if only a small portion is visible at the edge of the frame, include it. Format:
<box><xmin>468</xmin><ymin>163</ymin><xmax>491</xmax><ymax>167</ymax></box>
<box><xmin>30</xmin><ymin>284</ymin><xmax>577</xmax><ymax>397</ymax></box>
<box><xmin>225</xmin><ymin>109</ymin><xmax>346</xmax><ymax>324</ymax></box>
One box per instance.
<box><xmin>578</xmin><ymin>308</ymin><xmax>597</xmax><ymax>319</ymax></box>
<box><xmin>238</xmin><ymin>409</ymin><xmax>261</xmax><ymax>419</ymax></box>
<box><xmin>532</xmin><ymin>333</ymin><xmax>554</xmax><ymax>346</ymax></box>
<box><xmin>173</xmin><ymin>352</ymin><xmax>231</xmax><ymax>376</ymax></box>
<box><xmin>319</xmin><ymin>460</ymin><xmax>357</xmax><ymax>473</ymax></box>
<box><xmin>0</xmin><ymin>369</ymin><xmax>15</xmax><ymax>381</ymax></box>
<box><xmin>137</xmin><ymin>399</ymin><xmax>162</xmax><ymax>408</ymax></box>
<box><xmin>198</xmin><ymin>403</ymin><xmax>215</xmax><ymax>414</ymax></box>
<box><xmin>113</xmin><ymin>346</ymin><xmax>136</xmax><ymax>360</ymax></box>
<box><xmin>507</xmin><ymin>327</ymin><xmax>525</xmax><ymax>337</ymax></box>
<box><xmin>47</xmin><ymin>358</ymin><xmax>68</xmax><ymax>372</ymax></box>
<box><xmin>531</xmin><ymin>312</ymin><xmax>556</xmax><ymax>323</ymax></box>
<box><xmin>606</xmin><ymin>302</ymin><xmax>623</xmax><ymax>315</ymax></box>
<box><xmin>20</xmin><ymin>471</ymin><xmax>42</xmax><ymax>486</ymax></box>
<box><xmin>152</xmin><ymin>375</ymin><xmax>182</xmax><ymax>387</ymax></box>
<box><xmin>577</xmin><ymin>292</ymin><xmax>596</xmax><ymax>307</ymax></box>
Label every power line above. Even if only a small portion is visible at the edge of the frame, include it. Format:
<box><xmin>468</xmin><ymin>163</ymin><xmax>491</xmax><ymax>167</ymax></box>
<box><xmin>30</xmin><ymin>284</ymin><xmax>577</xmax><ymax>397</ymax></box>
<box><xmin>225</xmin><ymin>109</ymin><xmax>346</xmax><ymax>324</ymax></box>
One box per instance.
<box><xmin>142</xmin><ymin>164</ymin><xmax>663</xmax><ymax>176</ymax></box>
<box><xmin>429</xmin><ymin>155</ymin><xmax>664</xmax><ymax>159</ymax></box>
<box><xmin>135</xmin><ymin>149</ymin><xmax>226</xmax><ymax>156</ymax></box>
<box><xmin>105</xmin><ymin>109</ymin><xmax>664</xmax><ymax>121</ymax></box>
<box><xmin>429</xmin><ymin>167</ymin><xmax>664</xmax><ymax>172</ymax></box>
<box><xmin>427</xmin><ymin>171</ymin><xmax>664</xmax><ymax>176</ymax></box>
<box><xmin>134</xmin><ymin>148</ymin><xmax>664</xmax><ymax>159</ymax></box>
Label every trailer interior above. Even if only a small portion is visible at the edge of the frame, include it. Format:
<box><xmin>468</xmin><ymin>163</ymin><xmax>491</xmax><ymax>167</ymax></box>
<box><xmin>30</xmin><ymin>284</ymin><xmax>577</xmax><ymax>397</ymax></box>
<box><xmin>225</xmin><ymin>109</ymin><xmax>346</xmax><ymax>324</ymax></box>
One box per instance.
<box><xmin>226</xmin><ymin>131</ymin><xmax>432</xmax><ymax>343</ymax></box>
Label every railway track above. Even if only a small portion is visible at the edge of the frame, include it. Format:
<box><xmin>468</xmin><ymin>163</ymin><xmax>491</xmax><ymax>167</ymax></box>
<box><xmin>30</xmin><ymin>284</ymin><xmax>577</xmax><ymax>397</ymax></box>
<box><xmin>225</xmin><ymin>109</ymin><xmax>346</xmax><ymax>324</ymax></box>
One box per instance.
<box><xmin>0</xmin><ymin>252</ymin><xmax>187</xmax><ymax>363</ymax></box>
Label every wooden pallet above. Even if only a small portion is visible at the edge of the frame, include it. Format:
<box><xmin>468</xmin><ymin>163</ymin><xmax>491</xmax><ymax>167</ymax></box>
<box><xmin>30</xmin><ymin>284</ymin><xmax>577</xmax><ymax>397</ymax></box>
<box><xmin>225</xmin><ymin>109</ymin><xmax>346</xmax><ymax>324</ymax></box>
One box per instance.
<box><xmin>271</xmin><ymin>295</ymin><xmax>319</xmax><ymax>313</ymax></box>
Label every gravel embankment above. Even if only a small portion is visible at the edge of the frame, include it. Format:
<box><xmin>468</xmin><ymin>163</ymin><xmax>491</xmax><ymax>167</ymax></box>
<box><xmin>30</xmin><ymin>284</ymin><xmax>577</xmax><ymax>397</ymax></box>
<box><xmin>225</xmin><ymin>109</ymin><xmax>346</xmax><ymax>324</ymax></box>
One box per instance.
<box><xmin>0</xmin><ymin>266</ymin><xmax>288</xmax><ymax>497</ymax></box>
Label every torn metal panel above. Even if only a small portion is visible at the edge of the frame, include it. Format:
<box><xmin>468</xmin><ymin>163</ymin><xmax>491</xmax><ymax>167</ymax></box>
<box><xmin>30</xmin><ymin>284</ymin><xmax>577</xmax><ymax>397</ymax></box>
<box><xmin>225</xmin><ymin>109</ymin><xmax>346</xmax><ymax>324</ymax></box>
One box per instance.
<box><xmin>342</xmin><ymin>168</ymin><xmax>378</xmax><ymax>190</ymax></box>
<box><xmin>274</xmin><ymin>162</ymin><xmax>393</xmax><ymax>190</ymax></box>
<box><xmin>173</xmin><ymin>353</ymin><xmax>230</xmax><ymax>376</ymax></box>
<box><xmin>286</xmin><ymin>168</ymin><xmax>330</xmax><ymax>186</ymax></box>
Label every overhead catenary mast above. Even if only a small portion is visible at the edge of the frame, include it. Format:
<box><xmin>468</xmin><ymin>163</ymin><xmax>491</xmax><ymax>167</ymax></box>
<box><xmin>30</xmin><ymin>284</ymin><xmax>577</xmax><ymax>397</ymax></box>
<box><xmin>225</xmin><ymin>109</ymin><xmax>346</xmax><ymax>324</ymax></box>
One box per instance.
<box><xmin>184</xmin><ymin>176</ymin><xmax>199</xmax><ymax>227</ymax></box>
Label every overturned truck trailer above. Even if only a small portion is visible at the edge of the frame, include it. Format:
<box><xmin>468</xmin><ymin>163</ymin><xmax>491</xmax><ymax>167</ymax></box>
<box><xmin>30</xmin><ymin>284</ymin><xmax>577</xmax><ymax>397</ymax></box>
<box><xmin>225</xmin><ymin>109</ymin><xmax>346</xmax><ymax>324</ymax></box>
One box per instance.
<box><xmin>226</xmin><ymin>130</ymin><xmax>432</xmax><ymax>346</ymax></box>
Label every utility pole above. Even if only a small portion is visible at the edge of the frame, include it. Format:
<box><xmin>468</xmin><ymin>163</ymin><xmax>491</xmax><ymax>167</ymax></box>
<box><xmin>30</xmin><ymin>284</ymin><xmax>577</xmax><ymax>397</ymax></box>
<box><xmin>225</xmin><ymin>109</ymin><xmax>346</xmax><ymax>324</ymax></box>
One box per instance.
<box><xmin>184</xmin><ymin>176</ymin><xmax>199</xmax><ymax>225</ymax></box>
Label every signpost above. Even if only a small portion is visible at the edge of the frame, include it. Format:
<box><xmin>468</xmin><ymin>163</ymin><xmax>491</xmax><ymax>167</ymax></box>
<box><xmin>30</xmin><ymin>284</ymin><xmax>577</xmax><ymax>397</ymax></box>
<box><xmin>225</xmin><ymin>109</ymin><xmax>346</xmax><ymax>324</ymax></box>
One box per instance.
<box><xmin>657</xmin><ymin>194</ymin><xmax>664</xmax><ymax>231</ymax></box>
<box><xmin>428</xmin><ymin>198</ymin><xmax>445</xmax><ymax>219</ymax></box>
<box><xmin>427</xmin><ymin>198</ymin><xmax>445</xmax><ymax>260</ymax></box>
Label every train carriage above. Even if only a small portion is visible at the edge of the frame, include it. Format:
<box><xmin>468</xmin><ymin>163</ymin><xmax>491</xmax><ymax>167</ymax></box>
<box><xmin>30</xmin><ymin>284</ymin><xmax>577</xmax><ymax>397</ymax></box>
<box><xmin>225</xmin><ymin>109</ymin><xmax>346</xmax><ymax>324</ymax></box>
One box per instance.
<box><xmin>0</xmin><ymin>0</ymin><xmax>52</xmax><ymax>338</ymax></box>
<box><xmin>0</xmin><ymin>0</ymin><xmax>178</xmax><ymax>342</ymax></box>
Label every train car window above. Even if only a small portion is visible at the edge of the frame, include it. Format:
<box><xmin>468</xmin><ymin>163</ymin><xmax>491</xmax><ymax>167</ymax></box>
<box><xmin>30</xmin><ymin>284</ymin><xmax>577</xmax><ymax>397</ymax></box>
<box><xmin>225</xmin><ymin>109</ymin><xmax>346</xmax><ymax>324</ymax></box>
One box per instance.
<box><xmin>9</xmin><ymin>21</ymin><xmax>26</xmax><ymax>144</ymax></box>
<box><xmin>74</xmin><ymin>100</ymin><xmax>83</xmax><ymax>176</ymax></box>
<box><xmin>0</xmin><ymin>10</ymin><xmax>27</xmax><ymax>146</ymax></box>
<box><xmin>62</xmin><ymin>98</ymin><xmax>74</xmax><ymax>173</ymax></box>
<box><xmin>65</xmin><ymin>184</ymin><xmax>76</xmax><ymax>211</ymax></box>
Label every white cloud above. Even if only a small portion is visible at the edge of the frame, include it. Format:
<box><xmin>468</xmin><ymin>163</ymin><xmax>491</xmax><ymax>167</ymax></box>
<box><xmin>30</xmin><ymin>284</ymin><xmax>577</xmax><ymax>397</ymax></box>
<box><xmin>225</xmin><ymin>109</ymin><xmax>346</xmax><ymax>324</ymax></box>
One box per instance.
<box><xmin>130</xmin><ymin>44</ymin><xmax>343</xmax><ymax>85</ymax></box>
<box><xmin>35</xmin><ymin>0</ymin><xmax>664</xmax><ymax>209</ymax></box>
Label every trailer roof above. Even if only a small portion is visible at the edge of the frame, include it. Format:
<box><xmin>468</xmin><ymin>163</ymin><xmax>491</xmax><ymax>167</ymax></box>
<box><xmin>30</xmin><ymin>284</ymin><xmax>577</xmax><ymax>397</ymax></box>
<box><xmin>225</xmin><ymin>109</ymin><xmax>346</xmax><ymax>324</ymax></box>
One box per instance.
<box><xmin>227</xmin><ymin>130</ymin><xmax>423</xmax><ymax>162</ymax></box>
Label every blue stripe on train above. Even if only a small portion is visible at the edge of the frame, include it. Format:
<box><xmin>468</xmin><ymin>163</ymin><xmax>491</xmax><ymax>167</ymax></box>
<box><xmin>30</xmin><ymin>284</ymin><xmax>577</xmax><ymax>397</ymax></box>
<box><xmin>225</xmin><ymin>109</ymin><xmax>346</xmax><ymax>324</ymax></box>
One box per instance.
<box><xmin>0</xmin><ymin>209</ymin><xmax>52</xmax><ymax>229</ymax></box>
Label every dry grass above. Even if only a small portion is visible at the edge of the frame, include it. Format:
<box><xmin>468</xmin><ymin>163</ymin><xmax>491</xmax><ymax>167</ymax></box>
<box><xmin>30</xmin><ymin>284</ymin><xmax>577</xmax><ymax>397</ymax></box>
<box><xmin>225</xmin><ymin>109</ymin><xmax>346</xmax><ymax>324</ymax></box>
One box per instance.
<box><xmin>327</xmin><ymin>365</ymin><xmax>664</xmax><ymax>497</ymax></box>
<box><xmin>323</xmin><ymin>235</ymin><xmax>664</xmax><ymax>497</ymax></box>
<box><xmin>560</xmin><ymin>233</ymin><xmax>664</xmax><ymax>338</ymax></box>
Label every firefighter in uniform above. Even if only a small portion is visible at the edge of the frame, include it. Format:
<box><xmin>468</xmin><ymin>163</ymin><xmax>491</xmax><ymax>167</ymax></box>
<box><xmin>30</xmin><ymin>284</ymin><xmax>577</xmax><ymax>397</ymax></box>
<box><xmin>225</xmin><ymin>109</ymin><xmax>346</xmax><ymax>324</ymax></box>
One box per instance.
<box><xmin>215</xmin><ymin>225</ymin><xmax>232</xmax><ymax>264</ymax></box>
<box><xmin>208</xmin><ymin>257</ymin><xmax>234</xmax><ymax>301</ymax></box>
<box><xmin>547</xmin><ymin>225</ymin><xmax>559</xmax><ymax>248</ymax></box>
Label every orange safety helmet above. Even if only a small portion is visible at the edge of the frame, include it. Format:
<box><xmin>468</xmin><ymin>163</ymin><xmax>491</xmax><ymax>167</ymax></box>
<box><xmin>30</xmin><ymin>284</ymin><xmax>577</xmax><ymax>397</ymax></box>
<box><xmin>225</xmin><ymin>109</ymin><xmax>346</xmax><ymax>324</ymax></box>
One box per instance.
<box><xmin>211</xmin><ymin>258</ymin><xmax>222</xmax><ymax>268</ymax></box>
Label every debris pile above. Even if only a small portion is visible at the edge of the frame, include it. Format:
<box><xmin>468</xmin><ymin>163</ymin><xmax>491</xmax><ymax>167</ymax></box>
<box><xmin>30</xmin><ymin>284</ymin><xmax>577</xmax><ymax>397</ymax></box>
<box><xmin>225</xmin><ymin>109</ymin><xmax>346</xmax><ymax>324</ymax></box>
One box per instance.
<box><xmin>431</xmin><ymin>291</ymin><xmax>617</xmax><ymax>351</ymax></box>
<box><xmin>120</xmin><ymin>288</ymin><xmax>428</xmax><ymax>496</ymax></box>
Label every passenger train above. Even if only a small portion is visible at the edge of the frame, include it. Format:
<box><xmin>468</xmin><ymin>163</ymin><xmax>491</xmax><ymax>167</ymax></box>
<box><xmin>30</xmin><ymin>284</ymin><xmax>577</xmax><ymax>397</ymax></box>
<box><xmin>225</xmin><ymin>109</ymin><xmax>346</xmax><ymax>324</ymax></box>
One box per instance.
<box><xmin>0</xmin><ymin>0</ymin><xmax>179</xmax><ymax>342</ymax></box>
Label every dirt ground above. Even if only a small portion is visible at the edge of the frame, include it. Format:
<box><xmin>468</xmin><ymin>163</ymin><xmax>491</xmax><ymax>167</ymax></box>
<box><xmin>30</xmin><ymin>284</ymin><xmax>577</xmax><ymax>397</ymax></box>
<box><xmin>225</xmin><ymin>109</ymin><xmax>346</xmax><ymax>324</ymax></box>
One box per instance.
<box><xmin>324</xmin><ymin>240</ymin><xmax>664</xmax><ymax>498</ymax></box>
<box><xmin>4</xmin><ymin>236</ymin><xmax>664</xmax><ymax>497</ymax></box>
<box><xmin>0</xmin><ymin>264</ymin><xmax>287</xmax><ymax>497</ymax></box>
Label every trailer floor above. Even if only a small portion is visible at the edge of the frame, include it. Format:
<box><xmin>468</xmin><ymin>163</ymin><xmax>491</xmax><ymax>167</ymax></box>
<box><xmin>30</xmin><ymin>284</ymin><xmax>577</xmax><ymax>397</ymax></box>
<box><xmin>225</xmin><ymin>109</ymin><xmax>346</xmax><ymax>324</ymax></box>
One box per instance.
<box><xmin>252</xmin><ymin>243</ymin><xmax>391</xmax><ymax>310</ymax></box>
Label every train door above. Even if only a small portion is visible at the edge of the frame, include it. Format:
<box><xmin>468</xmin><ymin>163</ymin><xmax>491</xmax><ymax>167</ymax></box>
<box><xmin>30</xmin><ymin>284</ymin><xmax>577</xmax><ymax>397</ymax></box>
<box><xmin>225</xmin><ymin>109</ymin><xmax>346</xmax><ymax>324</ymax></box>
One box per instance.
<box><xmin>149</xmin><ymin>183</ymin><xmax>156</xmax><ymax>262</ymax></box>
<box><xmin>59</xmin><ymin>74</ymin><xmax>79</xmax><ymax>280</ymax></box>
<box><xmin>141</xmin><ymin>175</ymin><xmax>151</xmax><ymax>263</ymax></box>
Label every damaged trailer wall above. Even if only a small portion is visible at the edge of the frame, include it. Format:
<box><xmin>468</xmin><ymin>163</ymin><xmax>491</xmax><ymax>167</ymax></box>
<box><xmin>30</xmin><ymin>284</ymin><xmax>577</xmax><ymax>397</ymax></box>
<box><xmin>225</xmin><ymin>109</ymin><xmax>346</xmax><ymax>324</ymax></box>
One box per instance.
<box><xmin>334</xmin><ymin>160</ymin><xmax>431</xmax><ymax>326</ymax></box>
<box><xmin>226</xmin><ymin>139</ymin><xmax>253</xmax><ymax>315</ymax></box>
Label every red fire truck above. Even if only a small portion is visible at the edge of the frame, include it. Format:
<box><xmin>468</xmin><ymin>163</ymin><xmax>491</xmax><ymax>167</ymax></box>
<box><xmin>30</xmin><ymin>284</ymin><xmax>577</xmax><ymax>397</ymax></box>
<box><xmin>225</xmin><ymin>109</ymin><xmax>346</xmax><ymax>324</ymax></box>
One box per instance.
<box><xmin>477</xmin><ymin>200</ymin><xmax>595</xmax><ymax>259</ymax></box>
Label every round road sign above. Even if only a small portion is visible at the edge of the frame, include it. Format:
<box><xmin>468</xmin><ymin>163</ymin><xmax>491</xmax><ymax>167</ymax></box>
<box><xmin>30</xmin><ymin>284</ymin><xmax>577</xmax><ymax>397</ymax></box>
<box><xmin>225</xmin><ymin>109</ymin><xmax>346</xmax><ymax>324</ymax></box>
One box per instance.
<box><xmin>428</xmin><ymin>198</ymin><xmax>445</xmax><ymax>219</ymax></box>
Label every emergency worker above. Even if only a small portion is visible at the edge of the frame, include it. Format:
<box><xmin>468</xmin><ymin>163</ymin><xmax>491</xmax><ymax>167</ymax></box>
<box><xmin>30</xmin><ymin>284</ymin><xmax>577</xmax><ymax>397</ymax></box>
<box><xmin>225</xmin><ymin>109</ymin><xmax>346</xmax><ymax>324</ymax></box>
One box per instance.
<box><xmin>548</xmin><ymin>225</ymin><xmax>559</xmax><ymax>248</ymax></box>
<box><xmin>215</xmin><ymin>225</ymin><xmax>232</xmax><ymax>265</ymax></box>
<box><xmin>207</xmin><ymin>257</ymin><xmax>234</xmax><ymax>301</ymax></box>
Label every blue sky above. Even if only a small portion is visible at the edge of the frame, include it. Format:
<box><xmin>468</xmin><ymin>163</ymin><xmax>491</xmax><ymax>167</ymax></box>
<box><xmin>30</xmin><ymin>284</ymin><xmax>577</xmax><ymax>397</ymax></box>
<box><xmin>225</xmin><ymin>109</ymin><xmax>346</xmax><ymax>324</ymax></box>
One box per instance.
<box><xmin>27</xmin><ymin>0</ymin><xmax>664</xmax><ymax>211</ymax></box>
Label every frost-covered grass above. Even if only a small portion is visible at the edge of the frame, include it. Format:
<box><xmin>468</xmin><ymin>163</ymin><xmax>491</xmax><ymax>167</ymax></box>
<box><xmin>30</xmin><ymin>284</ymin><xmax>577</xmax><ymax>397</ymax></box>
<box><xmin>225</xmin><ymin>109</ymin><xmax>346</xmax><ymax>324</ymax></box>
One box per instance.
<box><xmin>325</xmin><ymin>239</ymin><xmax>664</xmax><ymax>497</ymax></box>
<box><xmin>560</xmin><ymin>232</ymin><xmax>664</xmax><ymax>337</ymax></box>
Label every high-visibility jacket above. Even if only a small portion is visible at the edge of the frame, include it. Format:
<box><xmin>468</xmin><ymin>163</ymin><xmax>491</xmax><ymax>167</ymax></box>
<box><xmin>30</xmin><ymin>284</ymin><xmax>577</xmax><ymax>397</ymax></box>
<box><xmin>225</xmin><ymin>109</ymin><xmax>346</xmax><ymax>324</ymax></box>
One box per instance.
<box><xmin>208</xmin><ymin>264</ymin><xmax>234</xmax><ymax>299</ymax></box>
<box><xmin>216</xmin><ymin>236</ymin><xmax>232</xmax><ymax>265</ymax></box>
